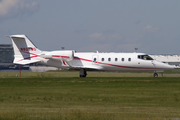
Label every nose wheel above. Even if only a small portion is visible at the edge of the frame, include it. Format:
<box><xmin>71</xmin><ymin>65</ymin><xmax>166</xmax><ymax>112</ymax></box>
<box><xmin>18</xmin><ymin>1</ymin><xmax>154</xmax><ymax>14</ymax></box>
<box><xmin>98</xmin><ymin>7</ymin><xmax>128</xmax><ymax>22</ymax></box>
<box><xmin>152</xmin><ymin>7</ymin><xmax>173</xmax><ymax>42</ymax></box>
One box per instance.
<box><xmin>153</xmin><ymin>73</ymin><xmax>158</xmax><ymax>77</ymax></box>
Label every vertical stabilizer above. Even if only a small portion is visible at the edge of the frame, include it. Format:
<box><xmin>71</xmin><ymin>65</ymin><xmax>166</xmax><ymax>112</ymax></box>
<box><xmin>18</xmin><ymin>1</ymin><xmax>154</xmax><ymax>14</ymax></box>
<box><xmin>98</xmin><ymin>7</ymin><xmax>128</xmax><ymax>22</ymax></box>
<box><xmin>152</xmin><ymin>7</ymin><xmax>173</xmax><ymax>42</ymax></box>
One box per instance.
<box><xmin>8</xmin><ymin>35</ymin><xmax>41</xmax><ymax>64</ymax></box>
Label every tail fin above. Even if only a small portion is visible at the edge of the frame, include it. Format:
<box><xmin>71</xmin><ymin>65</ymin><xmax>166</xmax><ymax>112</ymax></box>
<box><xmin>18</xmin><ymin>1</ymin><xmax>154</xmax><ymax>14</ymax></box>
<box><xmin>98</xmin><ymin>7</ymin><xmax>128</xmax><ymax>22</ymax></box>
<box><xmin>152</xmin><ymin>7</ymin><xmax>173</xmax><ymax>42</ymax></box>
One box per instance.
<box><xmin>8</xmin><ymin>35</ymin><xmax>41</xmax><ymax>65</ymax></box>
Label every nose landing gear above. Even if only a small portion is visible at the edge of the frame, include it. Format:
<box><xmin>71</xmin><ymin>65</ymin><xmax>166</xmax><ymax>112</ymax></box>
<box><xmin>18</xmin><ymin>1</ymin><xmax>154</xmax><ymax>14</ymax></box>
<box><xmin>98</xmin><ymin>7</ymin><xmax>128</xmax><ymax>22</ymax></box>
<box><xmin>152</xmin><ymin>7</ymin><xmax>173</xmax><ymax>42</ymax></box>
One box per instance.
<box><xmin>153</xmin><ymin>73</ymin><xmax>158</xmax><ymax>77</ymax></box>
<box><xmin>153</xmin><ymin>71</ymin><xmax>164</xmax><ymax>77</ymax></box>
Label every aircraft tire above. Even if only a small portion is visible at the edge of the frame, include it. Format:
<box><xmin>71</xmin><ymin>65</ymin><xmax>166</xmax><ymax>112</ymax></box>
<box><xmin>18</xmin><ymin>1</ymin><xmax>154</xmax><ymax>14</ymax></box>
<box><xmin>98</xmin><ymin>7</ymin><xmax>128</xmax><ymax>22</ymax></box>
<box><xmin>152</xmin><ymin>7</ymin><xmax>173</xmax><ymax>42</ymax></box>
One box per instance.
<box><xmin>80</xmin><ymin>75</ymin><xmax>86</xmax><ymax>77</ymax></box>
<box><xmin>153</xmin><ymin>73</ymin><xmax>158</xmax><ymax>77</ymax></box>
<box><xmin>79</xmin><ymin>69</ymin><xmax>87</xmax><ymax>77</ymax></box>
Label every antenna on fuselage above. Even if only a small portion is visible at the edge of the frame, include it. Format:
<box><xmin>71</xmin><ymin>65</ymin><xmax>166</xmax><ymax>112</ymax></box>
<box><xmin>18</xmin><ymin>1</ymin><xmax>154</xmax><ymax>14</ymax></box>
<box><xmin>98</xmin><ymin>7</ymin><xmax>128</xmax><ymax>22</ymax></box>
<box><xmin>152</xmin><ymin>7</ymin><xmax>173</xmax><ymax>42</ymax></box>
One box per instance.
<box><xmin>94</xmin><ymin>50</ymin><xmax>99</xmax><ymax>53</ymax></box>
<box><xmin>135</xmin><ymin>48</ymin><xmax>138</xmax><ymax>52</ymax></box>
<box><xmin>61</xmin><ymin>47</ymin><xmax>65</xmax><ymax>50</ymax></box>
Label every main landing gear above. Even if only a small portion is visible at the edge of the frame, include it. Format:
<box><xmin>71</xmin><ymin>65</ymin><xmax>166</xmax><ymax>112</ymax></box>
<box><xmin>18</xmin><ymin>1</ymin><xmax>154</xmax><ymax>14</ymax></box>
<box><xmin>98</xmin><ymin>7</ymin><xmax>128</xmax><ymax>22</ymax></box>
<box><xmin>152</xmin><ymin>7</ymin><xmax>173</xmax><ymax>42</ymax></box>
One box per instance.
<box><xmin>79</xmin><ymin>69</ymin><xmax>87</xmax><ymax>77</ymax></box>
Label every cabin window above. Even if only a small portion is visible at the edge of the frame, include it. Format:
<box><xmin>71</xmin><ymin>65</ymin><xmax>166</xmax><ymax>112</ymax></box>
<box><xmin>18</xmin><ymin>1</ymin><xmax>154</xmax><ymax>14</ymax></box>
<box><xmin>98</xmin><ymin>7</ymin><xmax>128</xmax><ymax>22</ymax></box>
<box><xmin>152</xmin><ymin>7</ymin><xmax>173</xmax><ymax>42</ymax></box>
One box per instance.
<box><xmin>115</xmin><ymin>58</ymin><xmax>118</xmax><ymax>61</ymax></box>
<box><xmin>108</xmin><ymin>58</ymin><xmax>111</xmax><ymax>61</ymax></box>
<box><xmin>122</xmin><ymin>58</ymin><xmax>124</xmax><ymax>61</ymax></box>
<box><xmin>128</xmin><ymin>58</ymin><xmax>131</xmax><ymax>61</ymax></box>
<box><xmin>102</xmin><ymin>58</ymin><xmax>104</xmax><ymax>61</ymax></box>
<box><xmin>94</xmin><ymin>58</ymin><xmax>96</xmax><ymax>61</ymax></box>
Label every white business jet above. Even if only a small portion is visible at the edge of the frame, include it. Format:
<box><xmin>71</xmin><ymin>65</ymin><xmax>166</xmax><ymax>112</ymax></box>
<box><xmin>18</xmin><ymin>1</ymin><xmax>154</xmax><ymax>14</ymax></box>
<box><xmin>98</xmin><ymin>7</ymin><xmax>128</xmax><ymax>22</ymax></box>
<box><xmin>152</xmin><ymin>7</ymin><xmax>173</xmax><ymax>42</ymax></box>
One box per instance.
<box><xmin>8</xmin><ymin>35</ymin><xmax>173</xmax><ymax>77</ymax></box>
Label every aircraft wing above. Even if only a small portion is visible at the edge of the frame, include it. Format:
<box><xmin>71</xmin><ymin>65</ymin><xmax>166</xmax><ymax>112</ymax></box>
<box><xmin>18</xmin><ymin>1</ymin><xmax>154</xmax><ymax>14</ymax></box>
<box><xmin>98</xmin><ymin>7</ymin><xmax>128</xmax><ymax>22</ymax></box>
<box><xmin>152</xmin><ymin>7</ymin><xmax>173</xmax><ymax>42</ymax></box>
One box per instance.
<box><xmin>68</xmin><ymin>65</ymin><xmax>102</xmax><ymax>71</ymax></box>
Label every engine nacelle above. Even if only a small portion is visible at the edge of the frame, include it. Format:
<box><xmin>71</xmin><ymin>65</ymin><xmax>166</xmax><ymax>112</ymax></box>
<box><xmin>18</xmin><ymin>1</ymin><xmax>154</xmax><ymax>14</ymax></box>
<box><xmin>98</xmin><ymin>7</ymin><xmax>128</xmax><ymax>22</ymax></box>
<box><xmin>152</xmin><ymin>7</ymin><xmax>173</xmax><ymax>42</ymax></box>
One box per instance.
<box><xmin>41</xmin><ymin>50</ymin><xmax>74</xmax><ymax>61</ymax></box>
<box><xmin>55</xmin><ymin>50</ymin><xmax>74</xmax><ymax>61</ymax></box>
<box><xmin>41</xmin><ymin>54</ymin><xmax>52</xmax><ymax>59</ymax></box>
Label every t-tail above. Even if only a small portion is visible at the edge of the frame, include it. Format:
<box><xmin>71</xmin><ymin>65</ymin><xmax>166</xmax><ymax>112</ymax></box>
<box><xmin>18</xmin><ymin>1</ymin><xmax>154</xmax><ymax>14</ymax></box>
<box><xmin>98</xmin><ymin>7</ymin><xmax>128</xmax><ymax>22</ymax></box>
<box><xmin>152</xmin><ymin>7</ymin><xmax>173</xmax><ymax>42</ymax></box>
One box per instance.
<box><xmin>8</xmin><ymin>35</ymin><xmax>41</xmax><ymax>65</ymax></box>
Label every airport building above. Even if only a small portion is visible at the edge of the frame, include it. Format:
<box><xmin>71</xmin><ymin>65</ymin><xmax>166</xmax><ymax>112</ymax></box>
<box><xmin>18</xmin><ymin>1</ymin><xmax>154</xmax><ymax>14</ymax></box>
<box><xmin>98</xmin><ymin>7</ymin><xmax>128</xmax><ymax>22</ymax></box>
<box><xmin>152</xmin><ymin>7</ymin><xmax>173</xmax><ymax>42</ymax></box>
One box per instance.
<box><xmin>0</xmin><ymin>44</ymin><xmax>14</xmax><ymax>64</ymax></box>
<box><xmin>150</xmin><ymin>55</ymin><xmax>180</xmax><ymax>68</ymax></box>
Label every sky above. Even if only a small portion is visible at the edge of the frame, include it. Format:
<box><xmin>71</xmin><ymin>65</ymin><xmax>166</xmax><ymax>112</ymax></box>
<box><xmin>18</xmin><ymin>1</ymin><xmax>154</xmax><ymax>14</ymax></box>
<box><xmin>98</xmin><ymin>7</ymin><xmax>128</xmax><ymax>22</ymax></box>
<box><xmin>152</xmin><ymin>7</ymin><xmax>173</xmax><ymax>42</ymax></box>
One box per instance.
<box><xmin>0</xmin><ymin>0</ymin><xmax>180</xmax><ymax>54</ymax></box>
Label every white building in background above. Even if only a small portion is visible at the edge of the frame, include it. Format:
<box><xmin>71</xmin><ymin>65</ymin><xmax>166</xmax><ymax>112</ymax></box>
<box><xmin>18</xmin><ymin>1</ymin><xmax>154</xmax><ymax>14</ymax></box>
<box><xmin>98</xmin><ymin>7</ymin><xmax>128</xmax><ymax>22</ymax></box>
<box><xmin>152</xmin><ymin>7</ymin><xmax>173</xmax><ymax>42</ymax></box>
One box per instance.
<box><xmin>29</xmin><ymin>66</ymin><xmax>59</xmax><ymax>72</ymax></box>
<box><xmin>150</xmin><ymin>55</ymin><xmax>180</xmax><ymax>68</ymax></box>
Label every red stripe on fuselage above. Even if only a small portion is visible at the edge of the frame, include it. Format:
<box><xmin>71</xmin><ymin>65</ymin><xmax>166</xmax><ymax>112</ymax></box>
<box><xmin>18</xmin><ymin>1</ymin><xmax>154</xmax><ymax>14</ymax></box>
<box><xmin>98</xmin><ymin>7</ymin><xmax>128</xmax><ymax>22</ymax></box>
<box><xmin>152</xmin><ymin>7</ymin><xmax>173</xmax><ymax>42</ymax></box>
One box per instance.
<box><xmin>17</xmin><ymin>51</ymin><xmax>158</xmax><ymax>70</ymax></box>
<box><xmin>74</xmin><ymin>57</ymin><xmax>93</xmax><ymax>62</ymax></box>
<box><xmin>74</xmin><ymin>57</ymin><xmax>156</xmax><ymax>70</ymax></box>
<box><xmin>97</xmin><ymin>61</ymin><xmax>154</xmax><ymax>69</ymax></box>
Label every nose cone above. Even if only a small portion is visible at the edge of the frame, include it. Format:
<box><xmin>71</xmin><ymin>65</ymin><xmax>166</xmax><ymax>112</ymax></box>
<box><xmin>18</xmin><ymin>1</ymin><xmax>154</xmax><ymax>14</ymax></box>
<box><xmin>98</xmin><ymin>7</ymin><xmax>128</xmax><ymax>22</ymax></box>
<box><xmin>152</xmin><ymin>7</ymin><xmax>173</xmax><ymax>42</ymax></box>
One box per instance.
<box><xmin>154</xmin><ymin>61</ymin><xmax>174</xmax><ymax>70</ymax></box>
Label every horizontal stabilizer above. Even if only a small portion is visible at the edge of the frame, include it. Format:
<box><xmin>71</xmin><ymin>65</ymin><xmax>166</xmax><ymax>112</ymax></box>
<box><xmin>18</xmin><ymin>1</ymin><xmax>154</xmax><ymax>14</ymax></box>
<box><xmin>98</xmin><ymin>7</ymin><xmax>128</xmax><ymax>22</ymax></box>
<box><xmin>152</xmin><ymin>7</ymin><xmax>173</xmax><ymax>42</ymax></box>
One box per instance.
<box><xmin>14</xmin><ymin>58</ymin><xmax>41</xmax><ymax>65</ymax></box>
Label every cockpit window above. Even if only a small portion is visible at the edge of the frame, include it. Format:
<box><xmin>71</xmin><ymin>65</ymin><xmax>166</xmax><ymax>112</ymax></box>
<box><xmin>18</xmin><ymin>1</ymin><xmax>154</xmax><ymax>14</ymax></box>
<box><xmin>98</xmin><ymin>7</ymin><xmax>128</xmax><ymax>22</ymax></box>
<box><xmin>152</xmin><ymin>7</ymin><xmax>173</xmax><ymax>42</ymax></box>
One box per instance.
<box><xmin>138</xmin><ymin>55</ymin><xmax>153</xmax><ymax>60</ymax></box>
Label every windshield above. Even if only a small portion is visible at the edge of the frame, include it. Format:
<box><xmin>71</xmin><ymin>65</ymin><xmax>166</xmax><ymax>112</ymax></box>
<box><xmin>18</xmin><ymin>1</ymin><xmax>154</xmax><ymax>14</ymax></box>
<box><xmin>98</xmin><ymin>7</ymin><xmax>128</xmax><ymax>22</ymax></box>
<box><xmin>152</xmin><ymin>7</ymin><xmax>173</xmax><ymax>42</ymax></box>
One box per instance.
<box><xmin>138</xmin><ymin>55</ymin><xmax>153</xmax><ymax>60</ymax></box>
